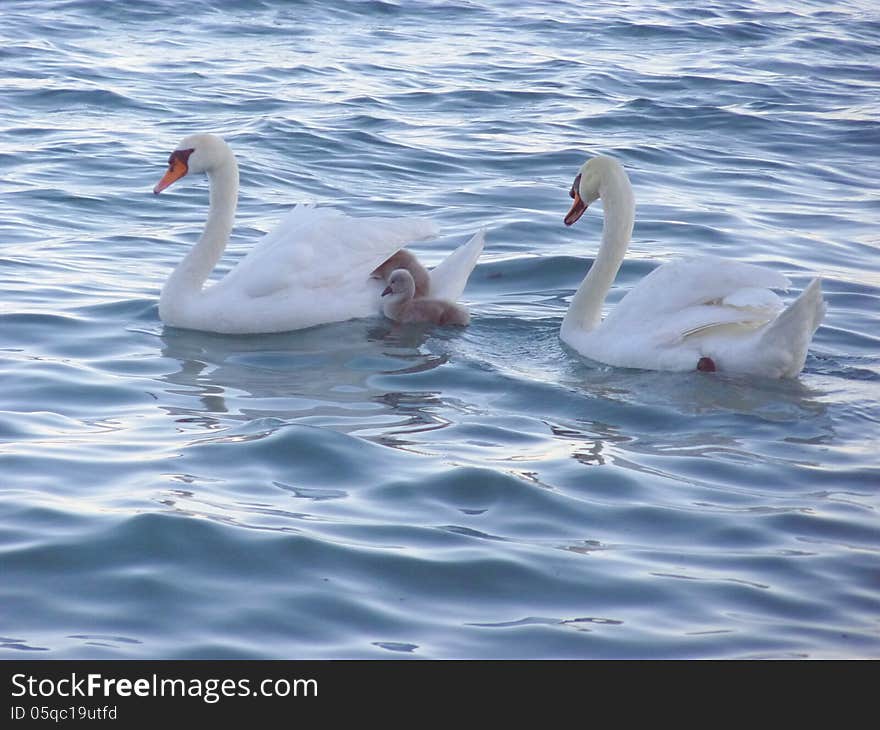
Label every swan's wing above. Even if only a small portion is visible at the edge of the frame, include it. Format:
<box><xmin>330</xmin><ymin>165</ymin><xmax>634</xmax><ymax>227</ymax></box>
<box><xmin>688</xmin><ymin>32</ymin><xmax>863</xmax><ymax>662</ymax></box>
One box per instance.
<box><xmin>596</xmin><ymin>256</ymin><xmax>790</xmax><ymax>346</ymax></box>
<box><xmin>428</xmin><ymin>229</ymin><xmax>485</xmax><ymax>302</ymax></box>
<box><xmin>652</xmin><ymin>300</ymin><xmax>779</xmax><ymax>344</ymax></box>
<box><xmin>720</xmin><ymin>287</ymin><xmax>785</xmax><ymax>312</ymax></box>
<box><xmin>224</xmin><ymin>205</ymin><xmax>438</xmax><ymax>299</ymax></box>
<box><xmin>607</xmin><ymin>255</ymin><xmax>790</xmax><ymax>326</ymax></box>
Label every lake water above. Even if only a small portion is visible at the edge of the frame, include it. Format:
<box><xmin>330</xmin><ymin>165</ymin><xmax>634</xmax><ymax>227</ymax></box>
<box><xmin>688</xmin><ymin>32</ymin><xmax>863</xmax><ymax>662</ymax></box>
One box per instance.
<box><xmin>1</xmin><ymin>0</ymin><xmax>878</xmax><ymax>659</ymax></box>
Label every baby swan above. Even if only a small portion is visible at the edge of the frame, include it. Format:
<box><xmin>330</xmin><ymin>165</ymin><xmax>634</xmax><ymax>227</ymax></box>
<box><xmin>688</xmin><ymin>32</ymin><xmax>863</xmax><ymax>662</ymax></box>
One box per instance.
<box><xmin>371</xmin><ymin>249</ymin><xmax>431</xmax><ymax>298</ymax></box>
<box><xmin>381</xmin><ymin>269</ymin><xmax>470</xmax><ymax>326</ymax></box>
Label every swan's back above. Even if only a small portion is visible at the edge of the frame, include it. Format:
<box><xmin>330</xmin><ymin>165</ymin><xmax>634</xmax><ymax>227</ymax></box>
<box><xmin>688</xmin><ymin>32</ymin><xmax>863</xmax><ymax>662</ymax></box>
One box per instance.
<box><xmin>223</xmin><ymin>205</ymin><xmax>437</xmax><ymax>300</ymax></box>
<box><xmin>605</xmin><ymin>255</ymin><xmax>790</xmax><ymax>326</ymax></box>
<box><xmin>189</xmin><ymin>205</ymin><xmax>438</xmax><ymax>333</ymax></box>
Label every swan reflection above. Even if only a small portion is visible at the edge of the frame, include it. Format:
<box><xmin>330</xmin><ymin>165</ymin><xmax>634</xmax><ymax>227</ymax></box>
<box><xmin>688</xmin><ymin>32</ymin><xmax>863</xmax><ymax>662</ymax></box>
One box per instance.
<box><xmin>155</xmin><ymin>318</ymin><xmax>462</xmax><ymax>441</ymax></box>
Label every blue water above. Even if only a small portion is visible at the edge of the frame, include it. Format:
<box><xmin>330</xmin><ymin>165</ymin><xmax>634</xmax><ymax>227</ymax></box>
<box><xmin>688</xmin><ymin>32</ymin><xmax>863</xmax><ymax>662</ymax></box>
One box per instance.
<box><xmin>1</xmin><ymin>0</ymin><xmax>878</xmax><ymax>659</ymax></box>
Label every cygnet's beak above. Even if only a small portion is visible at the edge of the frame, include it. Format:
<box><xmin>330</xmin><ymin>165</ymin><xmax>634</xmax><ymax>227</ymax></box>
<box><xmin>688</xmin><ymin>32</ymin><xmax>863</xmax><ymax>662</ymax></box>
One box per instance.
<box><xmin>564</xmin><ymin>173</ymin><xmax>586</xmax><ymax>226</ymax></box>
<box><xmin>381</xmin><ymin>285</ymin><xmax>393</xmax><ymax>297</ymax></box>
<box><xmin>153</xmin><ymin>149</ymin><xmax>193</xmax><ymax>194</ymax></box>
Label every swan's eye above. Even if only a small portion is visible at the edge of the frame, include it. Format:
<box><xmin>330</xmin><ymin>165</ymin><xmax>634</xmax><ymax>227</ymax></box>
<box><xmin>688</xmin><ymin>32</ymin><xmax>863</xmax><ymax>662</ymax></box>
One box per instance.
<box><xmin>569</xmin><ymin>173</ymin><xmax>581</xmax><ymax>199</ymax></box>
<box><xmin>167</xmin><ymin>149</ymin><xmax>195</xmax><ymax>168</ymax></box>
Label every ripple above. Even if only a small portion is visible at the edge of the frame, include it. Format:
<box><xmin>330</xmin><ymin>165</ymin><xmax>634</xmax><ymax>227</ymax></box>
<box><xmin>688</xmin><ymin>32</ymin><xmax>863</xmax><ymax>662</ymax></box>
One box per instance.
<box><xmin>0</xmin><ymin>0</ymin><xmax>877</xmax><ymax>660</ymax></box>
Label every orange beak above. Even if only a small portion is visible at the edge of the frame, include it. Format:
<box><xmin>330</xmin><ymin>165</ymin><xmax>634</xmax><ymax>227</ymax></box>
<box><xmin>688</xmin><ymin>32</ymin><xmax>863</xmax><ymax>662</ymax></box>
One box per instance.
<box><xmin>564</xmin><ymin>189</ymin><xmax>587</xmax><ymax>226</ymax></box>
<box><xmin>153</xmin><ymin>154</ymin><xmax>189</xmax><ymax>194</ymax></box>
<box><xmin>564</xmin><ymin>172</ymin><xmax>586</xmax><ymax>226</ymax></box>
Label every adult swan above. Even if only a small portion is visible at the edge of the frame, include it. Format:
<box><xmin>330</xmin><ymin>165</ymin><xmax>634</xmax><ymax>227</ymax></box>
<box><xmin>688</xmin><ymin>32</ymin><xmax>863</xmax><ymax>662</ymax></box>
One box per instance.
<box><xmin>562</xmin><ymin>156</ymin><xmax>824</xmax><ymax>378</ymax></box>
<box><xmin>152</xmin><ymin>133</ymin><xmax>484</xmax><ymax>334</ymax></box>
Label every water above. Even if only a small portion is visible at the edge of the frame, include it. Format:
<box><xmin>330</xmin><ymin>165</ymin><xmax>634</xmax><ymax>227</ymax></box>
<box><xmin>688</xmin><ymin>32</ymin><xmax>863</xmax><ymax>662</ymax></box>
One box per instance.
<box><xmin>1</xmin><ymin>0</ymin><xmax>878</xmax><ymax>659</ymax></box>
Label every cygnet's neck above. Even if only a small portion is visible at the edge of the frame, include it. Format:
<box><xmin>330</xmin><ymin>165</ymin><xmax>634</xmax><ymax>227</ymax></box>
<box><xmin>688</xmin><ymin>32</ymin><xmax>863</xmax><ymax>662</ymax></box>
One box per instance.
<box><xmin>382</xmin><ymin>278</ymin><xmax>416</xmax><ymax>319</ymax></box>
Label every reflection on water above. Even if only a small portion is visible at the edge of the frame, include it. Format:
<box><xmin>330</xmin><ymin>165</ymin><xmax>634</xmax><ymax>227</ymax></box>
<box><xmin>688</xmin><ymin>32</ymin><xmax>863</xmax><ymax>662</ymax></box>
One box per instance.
<box><xmin>154</xmin><ymin>307</ymin><xmax>836</xmax><ymax>490</ymax></box>
<box><xmin>156</xmin><ymin>318</ymin><xmax>461</xmax><ymax>443</ymax></box>
<box><xmin>555</xmin><ymin>341</ymin><xmax>830</xmax><ymax>423</ymax></box>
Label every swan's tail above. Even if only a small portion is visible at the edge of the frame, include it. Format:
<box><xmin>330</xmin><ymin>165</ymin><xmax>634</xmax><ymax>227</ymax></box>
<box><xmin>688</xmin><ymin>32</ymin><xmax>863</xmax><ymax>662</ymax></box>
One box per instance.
<box><xmin>758</xmin><ymin>277</ymin><xmax>825</xmax><ymax>378</ymax></box>
<box><xmin>428</xmin><ymin>229</ymin><xmax>486</xmax><ymax>302</ymax></box>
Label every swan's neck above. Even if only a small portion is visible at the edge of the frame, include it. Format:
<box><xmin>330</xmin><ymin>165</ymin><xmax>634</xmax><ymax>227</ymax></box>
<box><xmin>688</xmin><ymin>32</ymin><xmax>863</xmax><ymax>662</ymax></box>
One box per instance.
<box><xmin>159</xmin><ymin>156</ymin><xmax>239</xmax><ymax>316</ymax></box>
<box><xmin>562</xmin><ymin>170</ymin><xmax>635</xmax><ymax>335</ymax></box>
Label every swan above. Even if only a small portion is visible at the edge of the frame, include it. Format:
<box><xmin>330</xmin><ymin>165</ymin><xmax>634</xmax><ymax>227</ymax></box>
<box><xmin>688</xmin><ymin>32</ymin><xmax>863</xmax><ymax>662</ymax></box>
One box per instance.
<box><xmin>152</xmin><ymin>133</ymin><xmax>484</xmax><ymax>334</ymax></box>
<box><xmin>561</xmin><ymin>156</ymin><xmax>825</xmax><ymax>378</ymax></box>
<box><xmin>381</xmin><ymin>269</ymin><xmax>471</xmax><ymax>326</ymax></box>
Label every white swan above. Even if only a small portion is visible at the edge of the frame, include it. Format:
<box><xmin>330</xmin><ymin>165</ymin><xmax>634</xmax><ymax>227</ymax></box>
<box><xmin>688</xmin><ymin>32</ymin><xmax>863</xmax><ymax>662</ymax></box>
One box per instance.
<box><xmin>561</xmin><ymin>156</ymin><xmax>825</xmax><ymax>378</ymax></box>
<box><xmin>152</xmin><ymin>133</ymin><xmax>484</xmax><ymax>334</ymax></box>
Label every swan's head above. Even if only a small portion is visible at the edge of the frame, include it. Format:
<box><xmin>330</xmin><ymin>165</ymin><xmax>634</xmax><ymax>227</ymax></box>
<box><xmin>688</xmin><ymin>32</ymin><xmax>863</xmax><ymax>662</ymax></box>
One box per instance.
<box><xmin>564</xmin><ymin>156</ymin><xmax>622</xmax><ymax>226</ymax></box>
<box><xmin>153</xmin><ymin>133</ymin><xmax>233</xmax><ymax>194</ymax></box>
<box><xmin>381</xmin><ymin>268</ymin><xmax>416</xmax><ymax>301</ymax></box>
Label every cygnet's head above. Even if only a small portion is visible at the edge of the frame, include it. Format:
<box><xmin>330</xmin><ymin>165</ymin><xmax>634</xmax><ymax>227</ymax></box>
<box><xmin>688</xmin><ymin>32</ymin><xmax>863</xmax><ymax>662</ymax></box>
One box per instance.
<box><xmin>564</xmin><ymin>155</ymin><xmax>624</xmax><ymax>226</ymax></box>
<box><xmin>153</xmin><ymin>133</ymin><xmax>233</xmax><ymax>194</ymax></box>
<box><xmin>381</xmin><ymin>268</ymin><xmax>416</xmax><ymax>301</ymax></box>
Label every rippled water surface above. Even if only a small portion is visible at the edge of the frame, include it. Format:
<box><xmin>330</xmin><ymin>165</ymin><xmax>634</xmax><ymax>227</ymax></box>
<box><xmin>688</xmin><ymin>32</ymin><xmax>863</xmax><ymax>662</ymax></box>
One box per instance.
<box><xmin>1</xmin><ymin>0</ymin><xmax>879</xmax><ymax>658</ymax></box>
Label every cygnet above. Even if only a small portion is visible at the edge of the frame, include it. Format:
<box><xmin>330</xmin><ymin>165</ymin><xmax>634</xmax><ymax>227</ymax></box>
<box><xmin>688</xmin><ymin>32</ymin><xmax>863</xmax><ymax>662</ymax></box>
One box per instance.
<box><xmin>371</xmin><ymin>249</ymin><xmax>431</xmax><ymax>298</ymax></box>
<box><xmin>381</xmin><ymin>269</ymin><xmax>470</xmax><ymax>326</ymax></box>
